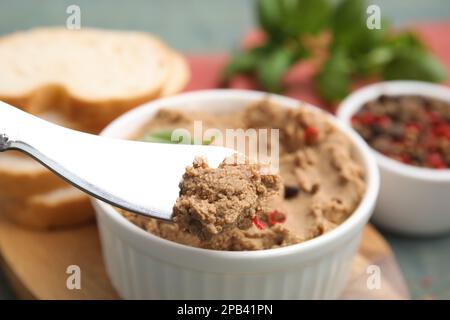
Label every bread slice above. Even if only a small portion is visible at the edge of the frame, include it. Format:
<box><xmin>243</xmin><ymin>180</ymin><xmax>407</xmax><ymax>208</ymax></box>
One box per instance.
<box><xmin>0</xmin><ymin>187</ymin><xmax>94</xmax><ymax>229</ymax></box>
<box><xmin>161</xmin><ymin>51</ymin><xmax>190</xmax><ymax>96</ymax></box>
<box><xmin>0</xmin><ymin>27</ymin><xmax>183</xmax><ymax>131</ymax></box>
<box><xmin>0</xmin><ymin>136</ymin><xmax>95</xmax><ymax>229</ymax></box>
<box><xmin>0</xmin><ymin>109</ymin><xmax>97</xmax><ymax>228</ymax></box>
<box><xmin>0</xmin><ymin>110</ymin><xmax>93</xmax><ymax>198</ymax></box>
<box><xmin>0</xmin><ymin>27</ymin><xmax>189</xmax><ymax>229</ymax></box>
<box><xmin>0</xmin><ymin>152</ymin><xmax>68</xmax><ymax>198</ymax></box>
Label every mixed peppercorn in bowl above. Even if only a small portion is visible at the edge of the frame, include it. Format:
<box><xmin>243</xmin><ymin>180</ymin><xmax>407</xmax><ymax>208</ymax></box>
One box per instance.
<box><xmin>338</xmin><ymin>81</ymin><xmax>450</xmax><ymax>235</ymax></box>
<box><xmin>351</xmin><ymin>94</ymin><xmax>450</xmax><ymax>169</ymax></box>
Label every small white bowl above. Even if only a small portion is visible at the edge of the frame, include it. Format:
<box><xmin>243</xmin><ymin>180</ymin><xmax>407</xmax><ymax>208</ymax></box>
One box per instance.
<box><xmin>93</xmin><ymin>90</ymin><xmax>379</xmax><ymax>299</ymax></box>
<box><xmin>338</xmin><ymin>81</ymin><xmax>450</xmax><ymax>236</ymax></box>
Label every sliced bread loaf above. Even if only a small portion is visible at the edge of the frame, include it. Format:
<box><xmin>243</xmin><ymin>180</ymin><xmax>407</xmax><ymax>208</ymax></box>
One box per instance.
<box><xmin>161</xmin><ymin>51</ymin><xmax>191</xmax><ymax>96</ymax></box>
<box><xmin>0</xmin><ymin>27</ymin><xmax>189</xmax><ymax>228</ymax></box>
<box><xmin>0</xmin><ymin>27</ymin><xmax>189</xmax><ymax>132</ymax></box>
<box><xmin>0</xmin><ymin>110</ymin><xmax>94</xmax><ymax>228</ymax></box>
<box><xmin>0</xmin><ymin>187</ymin><xmax>94</xmax><ymax>229</ymax></box>
<box><xmin>0</xmin><ymin>110</ymin><xmax>91</xmax><ymax>198</ymax></box>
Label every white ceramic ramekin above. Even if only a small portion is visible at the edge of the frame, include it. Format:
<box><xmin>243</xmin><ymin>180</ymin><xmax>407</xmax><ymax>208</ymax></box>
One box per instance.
<box><xmin>93</xmin><ymin>90</ymin><xmax>379</xmax><ymax>299</ymax></box>
<box><xmin>338</xmin><ymin>81</ymin><xmax>450</xmax><ymax>236</ymax></box>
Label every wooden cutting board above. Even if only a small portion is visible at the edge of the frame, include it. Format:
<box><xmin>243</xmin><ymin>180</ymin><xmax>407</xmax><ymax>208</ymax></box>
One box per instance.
<box><xmin>0</xmin><ymin>214</ymin><xmax>409</xmax><ymax>300</ymax></box>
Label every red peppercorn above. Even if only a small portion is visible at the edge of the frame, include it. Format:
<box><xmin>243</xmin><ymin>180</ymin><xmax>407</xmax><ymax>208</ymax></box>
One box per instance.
<box><xmin>361</xmin><ymin>112</ymin><xmax>376</xmax><ymax>125</ymax></box>
<box><xmin>426</xmin><ymin>152</ymin><xmax>446</xmax><ymax>169</ymax></box>
<box><xmin>377</xmin><ymin>115</ymin><xmax>391</xmax><ymax>128</ymax></box>
<box><xmin>399</xmin><ymin>154</ymin><xmax>411</xmax><ymax>164</ymax></box>
<box><xmin>426</xmin><ymin>111</ymin><xmax>440</xmax><ymax>124</ymax></box>
<box><xmin>422</xmin><ymin>132</ymin><xmax>438</xmax><ymax>152</ymax></box>
<box><xmin>304</xmin><ymin>126</ymin><xmax>319</xmax><ymax>144</ymax></box>
<box><xmin>252</xmin><ymin>216</ymin><xmax>265</xmax><ymax>230</ymax></box>
<box><xmin>433</xmin><ymin>123</ymin><xmax>450</xmax><ymax>140</ymax></box>
<box><xmin>405</xmin><ymin>122</ymin><xmax>421</xmax><ymax>132</ymax></box>
<box><xmin>352</xmin><ymin>95</ymin><xmax>450</xmax><ymax>170</ymax></box>
<box><xmin>267</xmin><ymin>210</ymin><xmax>286</xmax><ymax>226</ymax></box>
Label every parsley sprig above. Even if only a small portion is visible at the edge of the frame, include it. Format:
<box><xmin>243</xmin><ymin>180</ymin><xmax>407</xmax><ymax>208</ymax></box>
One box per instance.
<box><xmin>141</xmin><ymin>129</ymin><xmax>215</xmax><ymax>145</ymax></box>
<box><xmin>222</xmin><ymin>0</ymin><xmax>447</xmax><ymax>102</ymax></box>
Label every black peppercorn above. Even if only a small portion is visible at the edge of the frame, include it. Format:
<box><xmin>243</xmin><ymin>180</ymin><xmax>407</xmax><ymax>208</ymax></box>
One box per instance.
<box><xmin>284</xmin><ymin>185</ymin><xmax>299</xmax><ymax>199</ymax></box>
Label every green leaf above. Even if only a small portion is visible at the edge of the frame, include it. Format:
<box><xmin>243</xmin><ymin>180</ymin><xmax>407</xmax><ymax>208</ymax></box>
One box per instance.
<box><xmin>224</xmin><ymin>0</ymin><xmax>446</xmax><ymax>103</ymax></box>
<box><xmin>332</xmin><ymin>0</ymin><xmax>387</xmax><ymax>55</ymax></box>
<box><xmin>332</xmin><ymin>0</ymin><xmax>365</xmax><ymax>46</ymax></box>
<box><xmin>256</xmin><ymin>47</ymin><xmax>295</xmax><ymax>92</ymax></box>
<box><xmin>380</xmin><ymin>31</ymin><xmax>446</xmax><ymax>82</ymax></box>
<box><xmin>292</xmin><ymin>44</ymin><xmax>311</xmax><ymax>60</ymax></box>
<box><xmin>386</xmin><ymin>31</ymin><xmax>425</xmax><ymax>52</ymax></box>
<box><xmin>221</xmin><ymin>42</ymin><xmax>279</xmax><ymax>82</ymax></box>
<box><xmin>382</xmin><ymin>49</ymin><xmax>447</xmax><ymax>82</ymax></box>
<box><xmin>256</xmin><ymin>0</ymin><xmax>284</xmax><ymax>39</ymax></box>
<box><xmin>141</xmin><ymin>130</ymin><xmax>180</xmax><ymax>143</ymax></box>
<box><xmin>315</xmin><ymin>50</ymin><xmax>352</xmax><ymax>102</ymax></box>
<box><xmin>222</xmin><ymin>49</ymin><xmax>259</xmax><ymax>81</ymax></box>
<box><xmin>282</xmin><ymin>0</ymin><xmax>332</xmax><ymax>37</ymax></box>
<box><xmin>140</xmin><ymin>129</ymin><xmax>215</xmax><ymax>145</ymax></box>
<box><xmin>355</xmin><ymin>46</ymin><xmax>394</xmax><ymax>76</ymax></box>
<box><xmin>202</xmin><ymin>135</ymin><xmax>216</xmax><ymax>145</ymax></box>
<box><xmin>258</xmin><ymin>0</ymin><xmax>332</xmax><ymax>39</ymax></box>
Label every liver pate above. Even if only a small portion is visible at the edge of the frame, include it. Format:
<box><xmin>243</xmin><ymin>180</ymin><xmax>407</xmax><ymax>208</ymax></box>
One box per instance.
<box><xmin>122</xmin><ymin>101</ymin><xmax>366</xmax><ymax>251</ymax></box>
<box><xmin>173</xmin><ymin>157</ymin><xmax>281</xmax><ymax>240</ymax></box>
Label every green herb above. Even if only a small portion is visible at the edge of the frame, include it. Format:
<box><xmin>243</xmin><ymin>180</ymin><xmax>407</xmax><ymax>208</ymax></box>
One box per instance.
<box><xmin>141</xmin><ymin>129</ymin><xmax>215</xmax><ymax>145</ymax></box>
<box><xmin>256</xmin><ymin>47</ymin><xmax>295</xmax><ymax>92</ymax></box>
<box><xmin>331</xmin><ymin>0</ymin><xmax>386</xmax><ymax>54</ymax></box>
<box><xmin>315</xmin><ymin>49</ymin><xmax>352</xmax><ymax>102</ymax></box>
<box><xmin>256</xmin><ymin>0</ymin><xmax>285</xmax><ymax>40</ymax></box>
<box><xmin>223</xmin><ymin>0</ymin><xmax>447</xmax><ymax>102</ymax></box>
<box><xmin>257</xmin><ymin>0</ymin><xmax>331</xmax><ymax>39</ymax></box>
<box><xmin>382</xmin><ymin>48</ymin><xmax>447</xmax><ymax>82</ymax></box>
<box><xmin>141</xmin><ymin>130</ymin><xmax>177</xmax><ymax>143</ymax></box>
<box><xmin>201</xmin><ymin>135</ymin><xmax>216</xmax><ymax>145</ymax></box>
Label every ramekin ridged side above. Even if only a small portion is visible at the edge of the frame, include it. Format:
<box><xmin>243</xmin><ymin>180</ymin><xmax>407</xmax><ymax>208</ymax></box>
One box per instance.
<box><xmin>96</xmin><ymin>199</ymin><xmax>363</xmax><ymax>299</ymax></box>
<box><xmin>93</xmin><ymin>90</ymin><xmax>379</xmax><ymax>299</ymax></box>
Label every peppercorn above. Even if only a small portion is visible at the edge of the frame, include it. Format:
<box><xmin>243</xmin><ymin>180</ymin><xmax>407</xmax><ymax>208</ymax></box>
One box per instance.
<box><xmin>304</xmin><ymin>126</ymin><xmax>319</xmax><ymax>144</ymax></box>
<box><xmin>252</xmin><ymin>216</ymin><xmax>265</xmax><ymax>230</ymax></box>
<box><xmin>284</xmin><ymin>185</ymin><xmax>299</xmax><ymax>199</ymax></box>
<box><xmin>352</xmin><ymin>95</ymin><xmax>450</xmax><ymax>170</ymax></box>
<box><xmin>267</xmin><ymin>210</ymin><xmax>287</xmax><ymax>226</ymax></box>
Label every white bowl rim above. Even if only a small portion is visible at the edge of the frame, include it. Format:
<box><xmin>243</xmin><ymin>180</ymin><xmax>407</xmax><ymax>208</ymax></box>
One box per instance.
<box><xmin>95</xmin><ymin>89</ymin><xmax>380</xmax><ymax>261</ymax></box>
<box><xmin>337</xmin><ymin>80</ymin><xmax>450</xmax><ymax>182</ymax></box>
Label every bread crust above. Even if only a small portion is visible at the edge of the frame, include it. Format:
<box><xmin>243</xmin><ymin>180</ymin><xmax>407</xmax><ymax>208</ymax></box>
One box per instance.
<box><xmin>0</xmin><ymin>190</ymin><xmax>94</xmax><ymax>229</ymax></box>
<box><xmin>161</xmin><ymin>51</ymin><xmax>191</xmax><ymax>97</ymax></box>
<box><xmin>0</xmin><ymin>153</ymin><xmax>67</xmax><ymax>198</ymax></box>
<box><xmin>0</xmin><ymin>27</ymin><xmax>189</xmax><ymax>229</ymax></box>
